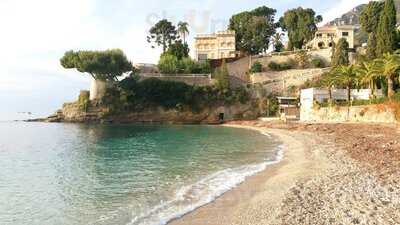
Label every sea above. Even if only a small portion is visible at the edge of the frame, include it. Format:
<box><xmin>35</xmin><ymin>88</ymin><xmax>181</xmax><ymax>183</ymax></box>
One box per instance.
<box><xmin>0</xmin><ymin>122</ymin><xmax>283</xmax><ymax>225</ymax></box>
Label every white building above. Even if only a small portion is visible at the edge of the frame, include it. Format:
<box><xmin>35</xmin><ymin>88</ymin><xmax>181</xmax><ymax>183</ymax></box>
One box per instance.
<box><xmin>308</xmin><ymin>25</ymin><xmax>355</xmax><ymax>49</ymax></box>
<box><xmin>300</xmin><ymin>88</ymin><xmax>383</xmax><ymax>121</ymax></box>
<box><xmin>194</xmin><ymin>30</ymin><xmax>236</xmax><ymax>61</ymax></box>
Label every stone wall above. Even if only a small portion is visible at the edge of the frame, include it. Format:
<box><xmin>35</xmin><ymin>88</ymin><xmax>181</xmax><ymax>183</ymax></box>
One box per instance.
<box><xmin>139</xmin><ymin>74</ymin><xmax>213</xmax><ymax>86</ymax></box>
<box><xmin>226</xmin><ymin>56</ymin><xmax>251</xmax><ymax>81</ymax></box>
<box><xmin>301</xmin><ymin>104</ymin><xmax>398</xmax><ymax>124</ymax></box>
<box><xmin>251</xmin><ymin>49</ymin><xmax>332</xmax><ymax>69</ymax></box>
<box><xmin>250</xmin><ymin>68</ymin><xmax>330</xmax><ymax>94</ymax></box>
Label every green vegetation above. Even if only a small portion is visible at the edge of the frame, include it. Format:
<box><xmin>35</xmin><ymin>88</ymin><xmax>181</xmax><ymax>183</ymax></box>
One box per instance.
<box><xmin>214</xmin><ymin>60</ymin><xmax>230</xmax><ymax>90</ymax></box>
<box><xmin>374</xmin><ymin>52</ymin><xmax>400</xmax><ymax>98</ymax></box>
<box><xmin>377</xmin><ymin>0</ymin><xmax>397</xmax><ymax>56</ymax></box>
<box><xmin>158</xmin><ymin>53</ymin><xmax>179</xmax><ymax>74</ymax></box>
<box><xmin>60</xmin><ymin>49</ymin><xmax>133</xmax><ymax>81</ymax></box>
<box><xmin>360</xmin><ymin>1</ymin><xmax>384</xmax><ymax>59</ymax></box>
<box><xmin>329</xmin><ymin>65</ymin><xmax>358</xmax><ymax>101</ymax></box>
<box><xmin>78</xmin><ymin>91</ymin><xmax>90</xmax><ymax>112</ymax></box>
<box><xmin>356</xmin><ymin>61</ymin><xmax>380</xmax><ymax>97</ymax></box>
<box><xmin>229</xmin><ymin>6</ymin><xmax>277</xmax><ymax>54</ymax></box>
<box><xmin>250</xmin><ymin>61</ymin><xmax>263</xmax><ymax>73</ymax></box>
<box><xmin>147</xmin><ymin>19</ymin><xmax>178</xmax><ymax>52</ymax></box>
<box><xmin>272</xmin><ymin>33</ymin><xmax>285</xmax><ymax>52</ymax></box>
<box><xmin>117</xmin><ymin>74</ymin><xmax>250</xmax><ymax>112</ymax></box>
<box><xmin>166</xmin><ymin>41</ymin><xmax>189</xmax><ymax>60</ymax></box>
<box><xmin>268</xmin><ymin>61</ymin><xmax>292</xmax><ymax>71</ymax></box>
<box><xmin>279</xmin><ymin>7</ymin><xmax>322</xmax><ymax>50</ymax></box>
<box><xmin>321</xmin><ymin>51</ymin><xmax>400</xmax><ymax>103</ymax></box>
<box><xmin>361</xmin><ymin>0</ymin><xmax>397</xmax><ymax>58</ymax></box>
<box><xmin>158</xmin><ymin>53</ymin><xmax>211</xmax><ymax>74</ymax></box>
<box><xmin>177</xmin><ymin>21</ymin><xmax>189</xmax><ymax>44</ymax></box>
<box><xmin>311</xmin><ymin>58</ymin><xmax>325</xmax><ymax>68</ymax></box>
<box><xmin>331</xmin><ymin>38</ymin><xmax>350</xmax><ymax>67</ymax></box>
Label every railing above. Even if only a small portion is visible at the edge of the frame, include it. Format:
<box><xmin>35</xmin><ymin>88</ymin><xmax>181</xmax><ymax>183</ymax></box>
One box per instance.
<box><xmin>139</xmin><ymin>73</ymin><xmax>212</xmax><ymax>79</ymax></box>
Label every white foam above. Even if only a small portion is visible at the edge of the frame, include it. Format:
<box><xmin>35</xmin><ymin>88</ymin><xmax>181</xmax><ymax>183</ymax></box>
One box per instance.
<box><xmin>129</xmin><ymin>131</ymin><xmax>285</xmax><ymax>225</ymax></box>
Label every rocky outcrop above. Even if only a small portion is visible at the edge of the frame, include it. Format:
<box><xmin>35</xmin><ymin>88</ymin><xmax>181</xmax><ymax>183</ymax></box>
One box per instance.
<box><xmin>43</xmin><ymin>102</ymin><xmax>259</xmax><ymax>124</ymax></box>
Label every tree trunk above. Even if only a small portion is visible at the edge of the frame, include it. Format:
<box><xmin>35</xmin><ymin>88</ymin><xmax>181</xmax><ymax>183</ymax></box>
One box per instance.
<box><xmin>387</xmin><ymin>76</ymin><xmax>394</xmax><ymax>98</ymax></box>
<box><xmin>347</xmin><ymin>85</ymin><xmax>351</xmax><ymax>102</ymax></box>
<box><xmin>370</xmin><ymin>80</ymin><xmax>375</xmax><ymax>99</ymax></box>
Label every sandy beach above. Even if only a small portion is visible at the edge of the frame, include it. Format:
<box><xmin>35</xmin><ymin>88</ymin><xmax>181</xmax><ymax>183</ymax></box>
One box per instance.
<box><xmin>169</xmin><ymin>121</ymin><xmax>400</xmax><ymax>225</ymax></box>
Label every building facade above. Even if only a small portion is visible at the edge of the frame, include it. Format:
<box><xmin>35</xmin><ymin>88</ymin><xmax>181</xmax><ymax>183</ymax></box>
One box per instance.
<box><xmin>308</xmin><ymin>25</ymin><xmax>355</xmax><ymax>49</ymax></box>
<box><xmin>194</xmin><ymin>30</ymin><xmax>236</xmax><ymax>61</ymax></box>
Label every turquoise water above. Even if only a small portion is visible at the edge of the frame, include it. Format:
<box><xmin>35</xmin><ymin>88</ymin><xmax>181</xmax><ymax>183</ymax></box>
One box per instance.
<box><xmin>0</xmin><ymin>122</ymin><xmax>282</xmax><ymax>225</ymax></box>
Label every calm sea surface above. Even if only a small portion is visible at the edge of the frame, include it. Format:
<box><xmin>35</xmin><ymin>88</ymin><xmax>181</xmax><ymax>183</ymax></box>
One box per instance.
<box><xmin>0</xmin><ymin>122</ymin><xmax>282</xmax><ymax>225</ymax></box>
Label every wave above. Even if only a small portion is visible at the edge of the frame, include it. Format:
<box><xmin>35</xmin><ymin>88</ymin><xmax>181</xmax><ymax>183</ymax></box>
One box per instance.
<box><xmin>129</xmin><ymin>133</ymin><xmax>285</xmax><ymax>225</ymax></box>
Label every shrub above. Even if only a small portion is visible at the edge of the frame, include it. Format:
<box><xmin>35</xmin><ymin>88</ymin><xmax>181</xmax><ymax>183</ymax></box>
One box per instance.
<box><xmin>78</xmin><ymin>91</ymin><xmax>90</xmax><ymax>112</ymax></box>
<box><xmin>159</xmin><ymin>53</ymin><xmax>211</xmax><ymax>74</ymax></box>
<box><xmin>268</xmin><ymin>61</ymin><xmax>292</xmax><ymax>71</ymax></box>
<box><xmin>192</xmin><ymin>60</ymin><xmax>211</xmax><ymax>74</ymax></box>
<box><xmin>118</xmin><ymin>75</ymin><xmax>252</xmax><ymax>112</ymax></box>
<box><xmin>250</xmin><ymin>61</ymin><xmax>263</xmax><ymax>73</ymax></box>
<box><xmin>158</xmin><ymin>53</ymin><xmax>178</xmax><ymax>74</ymax></box>
<box><xmin>311</xmin><ymin>58</ymin><xmax>325</xmax><ymax>68</ymax></box>
<box><xmin>268</xmin><ymin>61</ymin><xmax>280</xmax><ymax>71</ymax></box>
<box><xmin>214</xmin><ymin>60</ymin><xmax>230</xmax><ymax>90</ymax></box>
<box><xmin>178</xmin><ymin>57</ymin><xmax>196</xmax><ymax>74</ymax></box>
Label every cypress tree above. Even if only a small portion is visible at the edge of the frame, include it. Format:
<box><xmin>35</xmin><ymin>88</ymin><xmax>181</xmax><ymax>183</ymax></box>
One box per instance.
<box><xmin>377</xmin><ymin>0</ymin><xmax>397</xmax><ymax>56</ymax></box>
<box><xmin>360</xmin><ymin>1</ymin><xmax>384</xmax><ymax>60</ymax></box>
<box><xmin>366</xmin><ymin>33</ymin><xmax>378</xmax><ymax>60</ymax></box>
<box><xmin>331</xmin><ymin>38</ymin><xmax>349</xmax><ymax>67</ymax></box>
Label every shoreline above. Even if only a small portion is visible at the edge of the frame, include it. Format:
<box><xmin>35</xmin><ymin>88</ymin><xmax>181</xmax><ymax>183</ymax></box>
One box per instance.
<box><xmin>168</xmin><ymin>124</ymin><xmax>333</xmax><ymax>225</ymax></box>
<box><xmin>168</xmin><ymin>122</ymin><xmax>400</xmax><ymax>225</ymax></box>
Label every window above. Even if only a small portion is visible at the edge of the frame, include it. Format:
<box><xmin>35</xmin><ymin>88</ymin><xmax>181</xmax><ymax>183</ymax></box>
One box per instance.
<box><xmin>342</xmin><ymin>32</ymin><xmax>349</xmax><ymax>37</ymax></box>
<box><xmin>198</xmin><ymin>54</ymin><xmax>208</xmax><ymax>61</ymax></box>
<box><xmin>221</xmin><ymin>52</ymin><xmax>225</xmax><ymax>58</ymax></box>
<box><xmin>327</xmin><ymin>33</ymin><xmax>334</xmax><ymax>37</ymax></box>
<box><xmin>316</xmin><ymin>33</ymin><xmax>323</xmax><ymax>38</ymax></box>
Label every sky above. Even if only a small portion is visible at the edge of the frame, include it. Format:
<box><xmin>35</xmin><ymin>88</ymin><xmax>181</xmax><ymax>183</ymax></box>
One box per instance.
<box><xmin>0</xmin><ymin>0</ymin><xmax>369</xmax><ymax>121</ymax></box>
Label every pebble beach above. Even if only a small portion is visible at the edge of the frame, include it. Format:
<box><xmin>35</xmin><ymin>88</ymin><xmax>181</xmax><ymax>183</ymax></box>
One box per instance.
<box><xmin>169</xmin><ymin>121</ymin><xmax>400</xmax><ymax>225</ymax></box>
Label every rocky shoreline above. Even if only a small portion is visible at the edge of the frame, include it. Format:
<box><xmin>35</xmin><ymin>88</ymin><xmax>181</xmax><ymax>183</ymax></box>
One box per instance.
<box><xmin>29</xmin><ymin>101</ymin><xmax>259</xmax><ymax>124</ymax></box>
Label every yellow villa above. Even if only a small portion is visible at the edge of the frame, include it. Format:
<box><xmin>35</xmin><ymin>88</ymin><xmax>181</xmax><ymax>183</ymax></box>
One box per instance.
<box><xmin>308</xmin><ymin>25</ymin><xmax>355</xmax><ymax>49</ymax></box>
<box><xmin>194</xmin><ymin>30</ymin><xmax>237</xmax><ymax>61</ymax></box>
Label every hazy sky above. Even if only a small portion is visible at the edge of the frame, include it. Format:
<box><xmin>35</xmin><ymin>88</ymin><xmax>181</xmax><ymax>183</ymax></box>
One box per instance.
<box><xmin>0</xmin><ymin>0</ymin><xmax>368</xmax><ymax>121</ymax></box>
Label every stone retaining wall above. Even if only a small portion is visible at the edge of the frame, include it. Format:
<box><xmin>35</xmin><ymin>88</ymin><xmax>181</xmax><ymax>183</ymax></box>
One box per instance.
<box><xmin>301</xmin><ymin>104</ymin><xmax>398</xmax><ymax>124</ymax></box>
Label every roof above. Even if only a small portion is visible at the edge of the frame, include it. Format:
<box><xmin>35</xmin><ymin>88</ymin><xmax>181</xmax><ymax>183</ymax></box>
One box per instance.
<box><xmin>317</xmin><ymin>25</ymin><xmax>355</xmax><ymax>32</ymax></box>
<box><xmin>195</xmin><ymin>30</ymin><xmax>235</xmax><ymax>39</ymax></box>
<box><xmin>277</xmin><ymin>97</ymin><xmax>298</xmax><ymax>100</ymax></box>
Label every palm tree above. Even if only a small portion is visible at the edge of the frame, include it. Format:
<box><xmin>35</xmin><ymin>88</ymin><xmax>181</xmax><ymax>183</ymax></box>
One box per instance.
<box><xmin>330</xmin><ymin>65</ymin><xmax>358</xmax><ymax>102</ymax></box>
<box><xmin>374</xmin><ymin>52</ymin><xmax>400</xmax><ymax>98</ymax></box>
<box><xmin>272</xmin><ymin>33</ymin><xmax>284</xmax><ymax>52</ymax></box>
<box><xmin>355</xmin><ymin>61</ymin><xmax>380</xmax><ymax>99</ymax></box>
<box><xmin>177</xmin><ymin>21</ymin><xmax>189</xmax><ymax>44</ymax></box>
<box><xmin>321</xmin><ymin>72</ymin><xmax>339</xmax><ymax>103</ymax></box>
